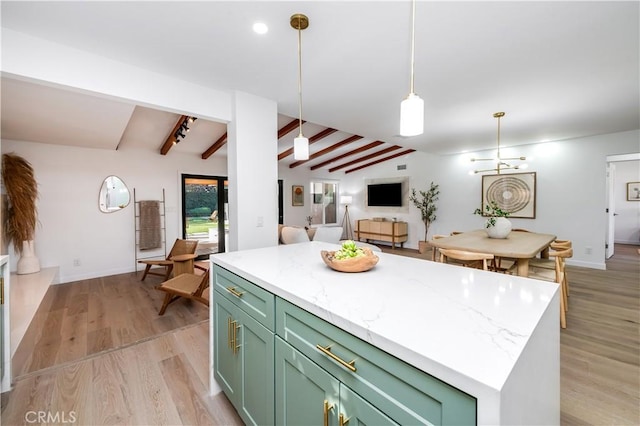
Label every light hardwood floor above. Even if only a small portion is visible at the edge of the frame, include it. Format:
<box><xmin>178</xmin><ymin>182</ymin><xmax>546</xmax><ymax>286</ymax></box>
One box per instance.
<box><xmin>1</xmin><ymin>245</ymin><xmax>638</xmax><ymax>425</ymax></box>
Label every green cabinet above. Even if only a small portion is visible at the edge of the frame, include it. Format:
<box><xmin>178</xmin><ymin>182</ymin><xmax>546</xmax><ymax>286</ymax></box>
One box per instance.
<box><xmin>213</xmin><ymin>266</ymin><xmax>275</xmax><ymax>426</ymax></box>
<box><xmin>276</xmin><ymin>298</ymin><xmax>477</xmax><ymax>425</ymax></box>
<box><xmin>213</xmin><ymin>266</ymin><xmax>477</xmax><ymax>426</ymax></box>
<box><xmin>276</xmin><ymin>337</ymin><xmax>398</xmax><ymax>426</ymax></box>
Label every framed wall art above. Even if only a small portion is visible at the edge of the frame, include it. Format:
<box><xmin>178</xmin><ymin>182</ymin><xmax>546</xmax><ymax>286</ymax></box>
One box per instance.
<box><xmin>481</xmin><ymin>172</ymin><xmax>536</xmax><ymax>219</ymax></box>
<box><xmin>292</xmin><ymin>185</ymin><xmax>304</xmax><ymax>206</ymax></box>
<box><xmin>627</xmin><ymin>182</ymin><xmax>640</xmax><ymax>201</ymax></box>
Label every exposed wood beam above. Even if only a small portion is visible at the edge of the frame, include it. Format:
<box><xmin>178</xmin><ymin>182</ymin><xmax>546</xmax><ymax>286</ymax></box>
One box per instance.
<box><xmin>345</xmin><ymin>149</ymin><xmax>416</xmax><ymax>174</ymax></box>
<box><xmin>289</xmin><ymin>135</ymin><xmax>363</xmax><ymax>168</ymax></box>
<box><xmin>279</xmin><ymin>118</ymin><xmax>304</xmax><ymax>139</ymax></box>
<box><xmin>310</xmin><ymin>141</ymin><xmax>384</xmax><ymax>171</ymax></box>
<box><xmin>201</xmin><ymin>132</ymin><xmax>228</xmax><ymax>159</ymax></box>
<box><xmin>328</xmin><ymin>145</ymin><xmax>402</xmax><ymax>173</ymax></box>
<box><xmin>160</xmin><ymin>115</ymin><xmax>188</xmax><ymax>155</ymax></box>
<box><xmin>278</xmin><ymin>128</ymin><xmax>337</xmax><ymax>161</ymax></box>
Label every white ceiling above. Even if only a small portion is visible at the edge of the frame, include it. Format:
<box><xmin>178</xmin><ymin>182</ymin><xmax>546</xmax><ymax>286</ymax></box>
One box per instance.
<box><xmin>1</xmin><ymin>1</ymin><xmax>638</xmax><ymax>162</ymax></box>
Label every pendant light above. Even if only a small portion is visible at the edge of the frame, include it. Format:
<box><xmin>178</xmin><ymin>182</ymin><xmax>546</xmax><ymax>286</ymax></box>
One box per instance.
<box><xmin>470</xmin><ymin>112</ymin><xmax>527</xmax><ymax>174</ymax></box>
<box><xmin>291</xmin><ymin>14</ymin><xmax>309</xmax><ymax>160</ymax></box>
<box><xmin>400</xmin><ymin>0</ymin><xmax>424</xmax><ymax>137</ymax></box>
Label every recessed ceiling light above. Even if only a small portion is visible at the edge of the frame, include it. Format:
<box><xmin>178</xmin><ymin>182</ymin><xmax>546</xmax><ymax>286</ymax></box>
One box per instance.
<box><xmin>253</xmin><ymin>22</ymin><xmax>268</xmax><ymax>35</ymax></box>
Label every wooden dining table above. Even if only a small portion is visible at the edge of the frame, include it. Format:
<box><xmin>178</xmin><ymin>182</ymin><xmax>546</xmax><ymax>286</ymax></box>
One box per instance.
<box><xmin>431</xmin><ymin>230</ymin><xmax>557</xmax><ymax>276</ymax></box>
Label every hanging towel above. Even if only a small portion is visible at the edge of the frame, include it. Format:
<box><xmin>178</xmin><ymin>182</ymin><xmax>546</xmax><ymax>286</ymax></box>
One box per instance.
<box><xmin>139</xmin><ymin>200</ymin><xmax>162</xmax><ymax>250</ymax></box>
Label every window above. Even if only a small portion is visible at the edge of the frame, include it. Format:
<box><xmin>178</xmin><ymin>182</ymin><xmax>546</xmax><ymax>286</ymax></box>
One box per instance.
<box><xmin>310</xmin><ymin>181</ymin><xmax>338</xmax><ymax>225</ymax></box>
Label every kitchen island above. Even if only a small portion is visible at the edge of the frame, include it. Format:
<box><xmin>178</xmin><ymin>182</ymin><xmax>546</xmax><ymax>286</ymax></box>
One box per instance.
<box><xmin>210</xmin><ymin>241</ymin><xmax>559</xmax><ymax>425</ymax></box>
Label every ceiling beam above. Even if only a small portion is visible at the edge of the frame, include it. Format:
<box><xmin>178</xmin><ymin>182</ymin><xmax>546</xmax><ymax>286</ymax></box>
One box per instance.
<box><xmin>278</xmin><ymin>127</ymin><xmax>338</xmax><ymax>161</ymax></box>
<box><xmin>328</xmin><ymin>145</ymin><xmax>402</xmax><ymax>173</ymax></box>
<box><xmin>311</xmin><ymin>141</ymin><xmax>385</xmax><ymax>171</ymax></box>
<box><xmin>160</xmin><ymin>115</ymin><xmax>188</xmax><ymax>155</ymax></box>
<box><xmin>201</xmin><ymin>132</ymin><xmax>228</xmax><ymax>159</ymax></box>
<box><xmin>279</xmin><ymin>118</ymin><xmax>304</xmax><ymax>139</ymax></box>
<box><xmin>289</xmin><ymin>135</ymin><xmax>363</xmax><ymax>168</ymax></box>
<box><xmin>345</xmin><ymin>149</ymin><xmax>416</xmax><ymax>174</ymax></box>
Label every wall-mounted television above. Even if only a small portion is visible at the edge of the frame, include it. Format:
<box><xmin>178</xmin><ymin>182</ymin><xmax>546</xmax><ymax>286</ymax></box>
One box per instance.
<box><xmin>367</xmin><ymin>182</ymin><xmax>403</xmax><ymax>207</ymax></box>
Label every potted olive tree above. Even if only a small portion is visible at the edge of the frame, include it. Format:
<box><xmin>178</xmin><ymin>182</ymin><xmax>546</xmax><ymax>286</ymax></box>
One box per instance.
<box><xmin>2</xmin><ymin>153</ymin><xmax>40</xmax><ymax>274</ymax></box>
<box><xmin>409</xmin><ymin>182</ymin><xmax>440</xmax><ymax>253</ymax></box>
<box><xmin>474</xmin><ymin>201</ymin><xmax>512</xmax><ymax>239</ymax></box>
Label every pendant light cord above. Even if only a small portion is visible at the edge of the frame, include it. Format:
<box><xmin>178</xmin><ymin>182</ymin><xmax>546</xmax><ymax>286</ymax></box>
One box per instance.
<box><xmin>409</xmin><ymin>0</ymin><xmax>416</xmax><ymax>94</ymax></box>
<box><xmin>297</xmin><ymin>24</ymin><xmax>304</xmax><ymax>138</ymax></box>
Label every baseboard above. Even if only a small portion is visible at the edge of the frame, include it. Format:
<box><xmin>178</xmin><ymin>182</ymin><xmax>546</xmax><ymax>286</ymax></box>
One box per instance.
<box><xmin>565</xmin><ymin>259</ymin><xmax>606</xmax><ymax>270</ymax></box>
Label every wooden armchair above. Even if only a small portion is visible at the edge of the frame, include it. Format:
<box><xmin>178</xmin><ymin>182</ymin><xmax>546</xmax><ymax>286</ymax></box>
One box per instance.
<box><xmin>156</xmin><ymin>254</ymin><xmax>210</xmax><ymax>315</ymax></box>
<box><xmin>138</xmin><ymin>239</ymin><xmax>199</xmax><ymax>281</ymax></box>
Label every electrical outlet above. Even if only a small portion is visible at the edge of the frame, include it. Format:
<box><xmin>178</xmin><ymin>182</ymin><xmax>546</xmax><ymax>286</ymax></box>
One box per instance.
<box><xmin>73</xmin><ymin>258</ymin><xmax>81</xmax><ymax>266</ymax></box>
<box><xmin>585</xmin><ymin>247</ymin><xmax>592</xmax><ymax>255</ymax></box>
<box><xmin>257</xmin><ymin>216</ymin><xmax>264</xmax><ymax>227</ymax></box>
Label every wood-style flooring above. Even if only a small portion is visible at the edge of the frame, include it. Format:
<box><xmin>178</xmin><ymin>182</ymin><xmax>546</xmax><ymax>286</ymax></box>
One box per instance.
<box><xmin>1</xmin><ymin>245</ymin><xmax>638</xmax><ymax>425</ymax></box>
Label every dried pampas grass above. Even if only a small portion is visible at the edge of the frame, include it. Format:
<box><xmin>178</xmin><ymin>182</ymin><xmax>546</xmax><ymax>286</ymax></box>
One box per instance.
<box><xmin>2</xmin><ymin>153</ymin><xmax>38</xmax><ymax>255</ymax></box>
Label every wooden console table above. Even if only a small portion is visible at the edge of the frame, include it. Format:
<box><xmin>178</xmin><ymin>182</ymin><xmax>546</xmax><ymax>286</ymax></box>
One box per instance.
<box><xmin>355</xmin><ymin>219</ymin><xmax>408</xmax><ymax>249</ymax></box>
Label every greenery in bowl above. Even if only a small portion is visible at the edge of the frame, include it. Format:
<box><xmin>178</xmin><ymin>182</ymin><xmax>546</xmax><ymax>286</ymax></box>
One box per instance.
<box><xmin>474</xmin><ymin>201</ymin><xmax>510</xmax><ymax>228</ymax></box>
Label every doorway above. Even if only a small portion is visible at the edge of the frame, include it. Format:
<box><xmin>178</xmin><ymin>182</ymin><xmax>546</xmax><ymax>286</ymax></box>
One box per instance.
<box><xmin>181</xmin><ymin>174</ymin><xmax>228</xmax><ymax>256</ymax></box>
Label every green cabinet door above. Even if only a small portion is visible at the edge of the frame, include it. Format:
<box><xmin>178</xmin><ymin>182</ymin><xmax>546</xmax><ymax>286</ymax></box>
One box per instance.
<box><xmin>235</xmin><ymin>303</ymin><xmax>275</xmax><ymax>426</ymax></box>
<box><xmin>276</xmin><ymin>337</ymin><xmax>339</xmax><ymax>426</ymax></box>
<box><xmin>214</xmin><ymin>291</ymin><xmax>275</xmax><ymax>426</ymax></box>
<box><xmin>213</xmin><ymin>293</ymin><xmax>240</xmax><ymax>402</ymax></box>
<box><xmin>339</xmin><ymin>384</ymin><xmax>399</xmax><ymax>426</ymax></box>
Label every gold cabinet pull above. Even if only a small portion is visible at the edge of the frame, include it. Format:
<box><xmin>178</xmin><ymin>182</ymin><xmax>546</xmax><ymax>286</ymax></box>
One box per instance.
<box><xmin>316</xmin><ymin>344</ymin><xmax>357</xmax><ymax>372</ymax></box>
<box><xmin>339</xmin><ymin>413</ymin><xmax>350</xmax><ymax>426</ymax></box>
<box><xmin>226</xmin><ymin>286</ymin><xmax>244</xmax><ymax>298</ymax></box>
<box><xmin>227</xmin><ymin>317</ymin><xmax>232</xmax><ymax>349</ymax></box>
<box><xmin>233</xmin><ymin>322</ymin><xmax>241</xmax><ymax>354</ymax></box>
<box><xmin>0</xmin><ymin>277</ymin><xmax>4</xmax><ymax>305</ymax></box>
<box><xmin>323</xmin><ymin>400</ymin><xmax>334</xmax><ymax>426</ymax></box>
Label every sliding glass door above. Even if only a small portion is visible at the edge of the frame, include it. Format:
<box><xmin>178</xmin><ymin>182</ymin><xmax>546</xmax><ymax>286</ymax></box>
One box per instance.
<box><xmin>181</xmin><ymin>174</ymin><xmax>228</xmax><ymax>256</ymax></box>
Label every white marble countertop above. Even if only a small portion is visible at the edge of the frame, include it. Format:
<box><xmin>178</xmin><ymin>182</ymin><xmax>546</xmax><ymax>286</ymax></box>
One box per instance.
<box><xmin>211</xmin><ymin>242</ymin><xmax>559</xmax><ymax>422</ymax></box>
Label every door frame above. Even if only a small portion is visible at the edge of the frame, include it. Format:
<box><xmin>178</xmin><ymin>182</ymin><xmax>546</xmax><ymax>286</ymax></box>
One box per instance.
<box><xmin>181</xmin><ymin>173</ymin><xmax>228</xmax><ymax>253</ymax></box>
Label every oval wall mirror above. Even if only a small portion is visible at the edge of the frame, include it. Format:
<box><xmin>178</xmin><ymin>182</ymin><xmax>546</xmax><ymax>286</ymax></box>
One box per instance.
<box><xmin>99</xmin><ymin>175</ymin><xmax>130</xmax><ymax>213</ymax></box>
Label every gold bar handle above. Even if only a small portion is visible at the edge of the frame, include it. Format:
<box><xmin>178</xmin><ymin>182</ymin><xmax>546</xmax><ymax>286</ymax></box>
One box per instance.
<box><xmin>339</xmin><ymin>413</ymin><xmax>350</xmax><ymax>426</ymax></box>
<box><xmin>226</xmin><ymin>286</ymin><xmax>244</xmax><ymax>298</ymax></box>
<box><xmin>316</xmin><ymin>344</ymin><xmax>357</xmax><ymax>372</ymax></box>
<box><xmin>323</xmin><ymin>400</ymin><xmax>333</xmax><ymax>426</ymax></box>
<box><xmin>233</xmin><ymin>322</ymin><xmax>241</xmax><ymax>354</ymax></box>
<box><xmin>0</xmin><ymin>277</ymin><xmax>4</xmax><ymax>305</ymax></box>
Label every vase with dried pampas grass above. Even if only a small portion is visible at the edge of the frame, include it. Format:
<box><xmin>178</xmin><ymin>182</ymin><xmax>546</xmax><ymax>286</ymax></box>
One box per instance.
<box><xmin>1</xmin><ymin>153</ymin><xmax>40</xmax><ymax>274</ymax></box>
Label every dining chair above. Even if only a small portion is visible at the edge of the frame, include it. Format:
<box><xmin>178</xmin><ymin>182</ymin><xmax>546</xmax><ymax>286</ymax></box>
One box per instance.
<box><xmin>156</xmin><ymin>254</ymin><xmax>210</xmax><ymax>315</ymax></box>
<box><xmin>139</xmin><ymin>239</ymin><xmax>199</xmax><ymax>281</ymax></box>
<box><xmin>530</xmin><ymin>240</ymin><xmax>573</xmax><ymax>298</ymax></box>
<box><xmin>527</xmin><ymin>247</ymin><xmax>573</xmax><ymax>328</ymax></box>
<box><xmin>439</xmin><ymin>248</ymin><xmax>494</xmax><ymax>270</ymax></box>
<box><xmin>428</xmin><ymin>234</ymin><xmax>447</xmax><ymax>261</ymax></box>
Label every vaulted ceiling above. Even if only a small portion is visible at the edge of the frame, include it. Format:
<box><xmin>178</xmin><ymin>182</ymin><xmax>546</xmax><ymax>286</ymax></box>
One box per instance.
<box><xmin>1</xmin><ymin>1</ymin><xmax>638</xmax><ymax>173</ymax></box>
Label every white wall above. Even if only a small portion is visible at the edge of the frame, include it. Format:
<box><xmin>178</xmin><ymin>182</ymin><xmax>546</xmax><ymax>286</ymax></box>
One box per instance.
<box><xmin>2</xmin><ymin>139</ymin><xmax>227</xmax><ymax>283</ymax></box>
<box><xmin>613</xmin><ymin>160</ymin><xmax>640</xmax><ymax>244</ymax></box>
<box><xmin>340</xmin><ymin>129</ymin><xmax>640</xmax><ymax>270</ymax></box>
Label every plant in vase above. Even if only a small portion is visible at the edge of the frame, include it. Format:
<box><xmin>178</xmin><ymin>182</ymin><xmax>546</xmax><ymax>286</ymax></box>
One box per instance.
<box><xmin>409</xmin><ymin>182</ymin><xmax>440</xmax><ymax>253</ymax></box>
<box><xmin>2</xmin><ymin>153</ymin><xmax>40</xmax><ymax>274</ymax></box>
<box><xmin>474</xmin><ymin>201</ymin><xmax>512</xmax><ymax>239</ymax></box>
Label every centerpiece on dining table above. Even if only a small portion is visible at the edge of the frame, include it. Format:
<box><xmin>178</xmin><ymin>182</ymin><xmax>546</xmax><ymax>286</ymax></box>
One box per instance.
<box><xmin>474</xmin><ymin>201</ymin><xmax>512</xmax><ymax>239</ymax></box>
<box><xmin>321</xmin><ymin>240</ymin><xmax>379</xmax><ymax>273</ymax></box>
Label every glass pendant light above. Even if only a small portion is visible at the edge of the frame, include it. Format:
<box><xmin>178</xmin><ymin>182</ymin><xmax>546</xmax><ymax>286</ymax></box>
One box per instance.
<box><xmin>400</xmin><ymin>0</ymin><xmax>424</xmax><ymax>137</ymax></box>
<box><xmin>291</xmin><ymin>14</ymin><xmax>309</xmax><ymax>160</ymax></box>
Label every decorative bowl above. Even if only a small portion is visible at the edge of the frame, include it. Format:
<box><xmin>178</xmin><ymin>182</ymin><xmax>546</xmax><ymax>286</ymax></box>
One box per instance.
<box><xmin>320</xmin><ymin>248</ymin><xmax>379</xmax><ymax>273</ymax></box>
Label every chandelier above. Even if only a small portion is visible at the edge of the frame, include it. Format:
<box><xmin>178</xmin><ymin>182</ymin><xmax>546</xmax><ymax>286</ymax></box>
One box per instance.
<box><xmin>470</xmin><ymin>112</ymin><xmax>526</xmax><ymax>174</ymax></box>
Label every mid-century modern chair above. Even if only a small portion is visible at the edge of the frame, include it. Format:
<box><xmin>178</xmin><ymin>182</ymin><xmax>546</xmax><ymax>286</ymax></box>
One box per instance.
<box><xmin>529</xmin><ymin>240</ymin><xmax>573</xmax><ymax>299</ymax></box>
<box><xmin>156</xmin><ymin>253</ymin><xmax>210</xmax><ymax>315</ymax></box>
<box><xmin>428</xmin><ymin>234</ymin><xmax>448</xmax><ymax>262</ymax></box>
<box><xmin>139</xmin><ymin>238</ymin><xmax>199</xmax><ymax>281</ymax></box>
<box><xmin>526</xmin><ymin>247</ymin><xmax>573</xmax><ymax>329</ymax></box>
<box><xmin>439</xmin><ymin>248</ymin><xmax>494</xmax><ymax>271</ymax></box>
